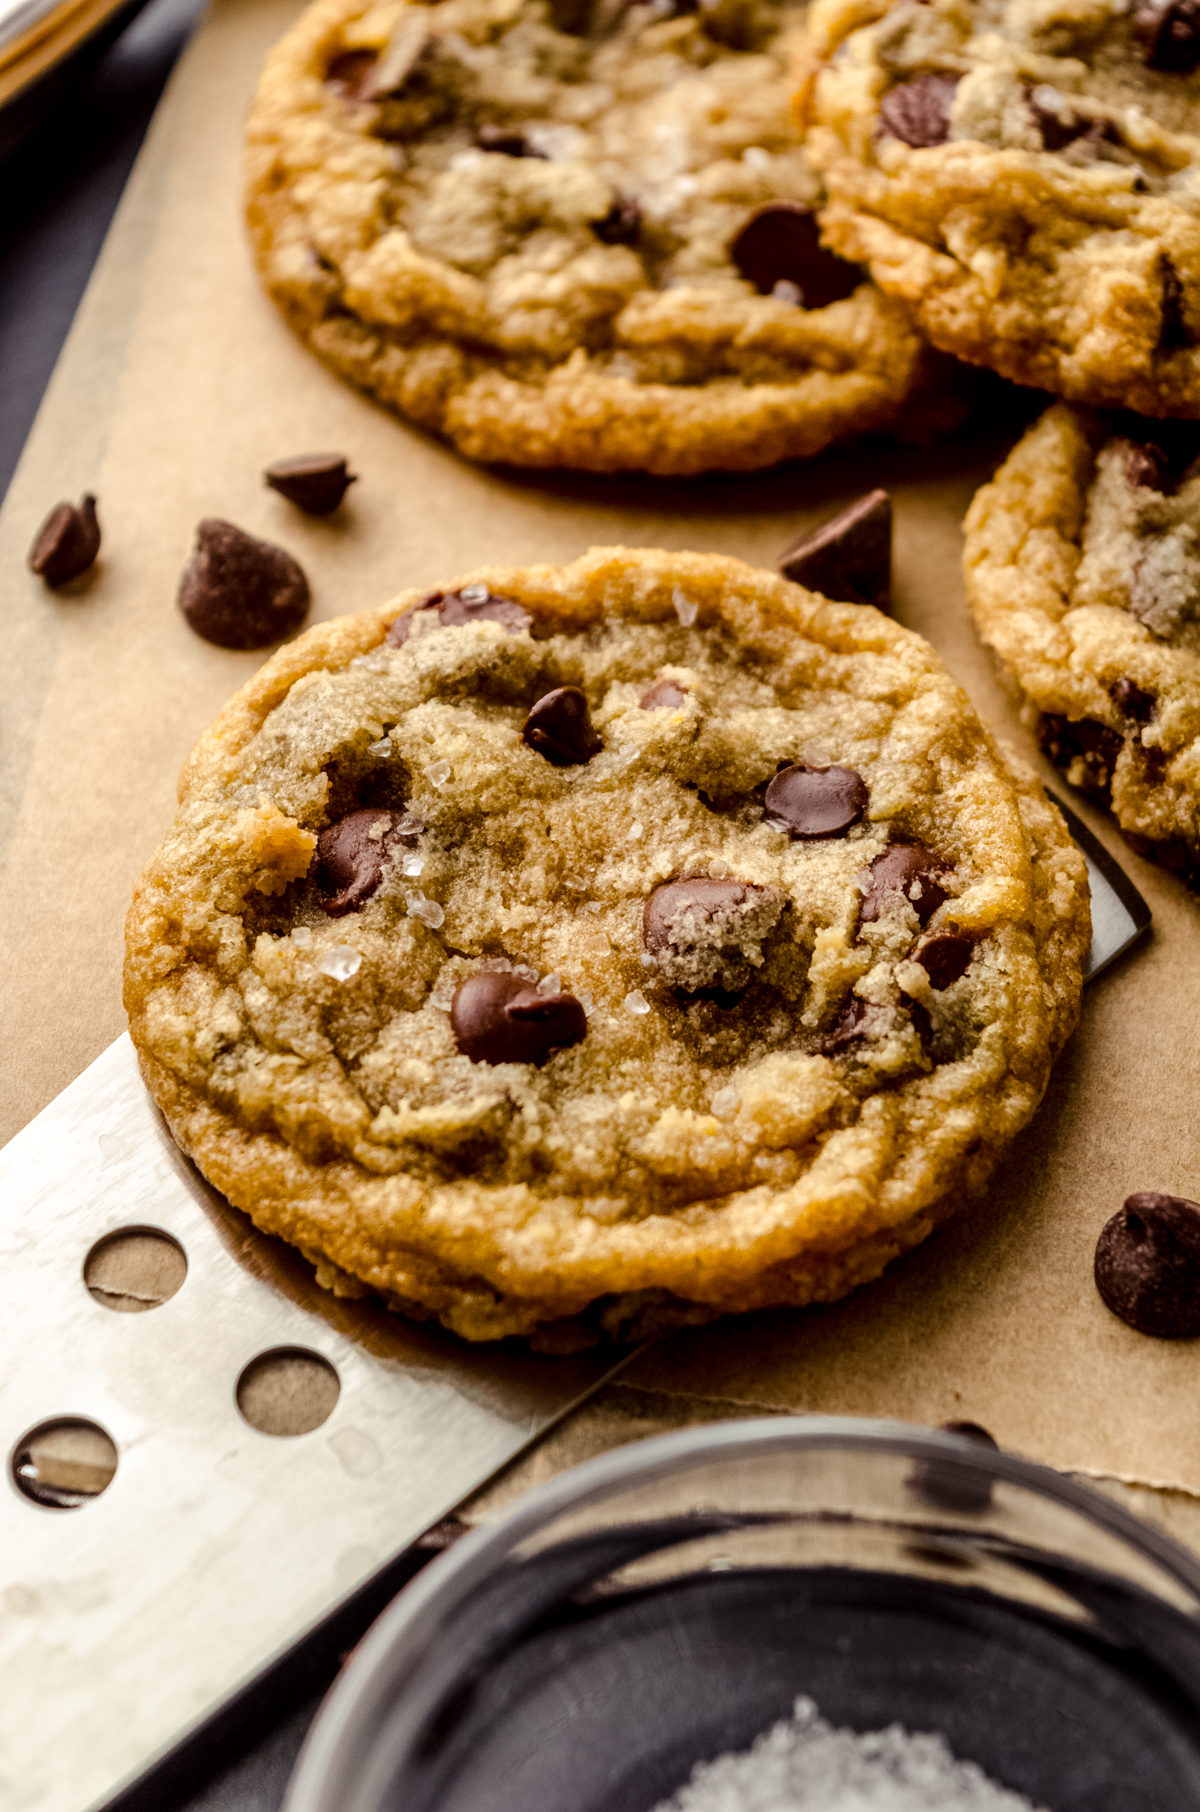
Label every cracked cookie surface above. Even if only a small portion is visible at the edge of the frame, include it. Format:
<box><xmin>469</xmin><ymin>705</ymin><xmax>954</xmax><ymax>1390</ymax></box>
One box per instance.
<box><xmin>244</xmin><ymin>0</ymin><xmax>939</xmax><ymax>475</ymax></box>
<box><xmin>803</xmin><ymin>0</ymin><xmax>1200</xmax><ymax>415</ymax></box>
<box><xmin>124</xmin><ymin>547</ymin><xmax>1089</xmax><ymax>1345</ymax></box>
<box><xmin>965</xmin><ymin>399</ymin><xmax>1200</xmax><ymax>878</ymax></box>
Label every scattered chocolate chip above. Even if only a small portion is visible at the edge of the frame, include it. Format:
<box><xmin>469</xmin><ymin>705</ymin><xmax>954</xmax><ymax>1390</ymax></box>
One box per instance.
<box><xmin>1037</xmin><ymin>713</ymin><xmax>1122</xmax><ymax>804</ymax></box>
<box><xmin>178</xmin><ymin>520</ymin><xmax>309</xmax><ymax>649</ymax></box>
<box><xmin>1134</xmin><ymin>0</ymin><xmax>1200</xmax><ymax>71</ymax></box>
<box><xmin>451</xmin><ymin>972</ymin><xmax>587</xmax><ymax>1065</ymax></box>
<box><xmin>1110</xmin><ymin>677</ymin><xmax>1157</xmax><ymax>723</ymax></box>
<box><xmin>860</xmin><ymin>844</ymin><xmax>949</xmax><ymax>926</ymax></box>
<box><xmin>778</xmin><ymin>489</ymin><xmax>892</xmax><ymax>608</ymax></box>
<box><xmin>265</xmin><ymin>453</ymin><xmax>357</xmax><ymax>515</ymax></box>
<box><xmin>1027</xmin><ymin>85</ymin><xmax>1118</xmax><ymax>151</ymax></box>
<box><xmin>818</xmin><ymin>995</ymin><xmax>886</xmax><ymax>1055</ymax></box>
<box><xmin>1159</xmin><ymin>255</ymin><xmax>1195</xmax><ymax>352</ymax></box>
<box><xmin>910</xmin><ymin>1421</ymin><xmax>999</xmax><ymax>1514</ymax></box>
<box><xmin>593</xmin><ymin>194</ymin><xmax>642</xmax><ymax>245</ymax></box>
<box><xmin>476</xmin><ymin>123</ymin><xmax>546</xmax><ymax>158</ymax></box>
<box><xmin>28</xmin><ymin>494</ymin><xmax>101</xmax><ymax>587</ymax></box>
<box><xmin>639</xmin><ymin>679</ymin><xmax>688</xmax><ymax>709</ymax></box>
<box><xmin>728</xmin><ymin>203</ymin><xmax>862</xmax><ymax>306</ymax></box>
<box><xmin>387</xmin><ymin>586</ymin><xmax>532</xmax><ymax>646</ymax></box>
<box><xmin>764</xmin><ymin>763</ymin><xmax>868</xmax><ymax>840</ymax></box>
<box><xmin>878</xmin><ymin>72</ymin><xmax>960</xmax><ymax>148</ymax></box>
<box><xmin>325</xmin><ymin>49</ymin><xmax>379</xmax><ymax>100</ymax></box>
<box><xmin>521</xmin><ymin>686</ymin><xmax>602</xmax><ymax>765</ymax></box>
<box><xmin>914</xmin><ymin>931</ymin><xmax>974</xmax><ymax>990</ymax></box>
<box><xmin>317</xmin><ymin>808</ymin><xmax>413</xmax><ymax>916</ymax></box>
<box><xmin>1095</xmin><ymin>1192</ymin><xmax>1200</xmax><ymax>1337</ymax></box>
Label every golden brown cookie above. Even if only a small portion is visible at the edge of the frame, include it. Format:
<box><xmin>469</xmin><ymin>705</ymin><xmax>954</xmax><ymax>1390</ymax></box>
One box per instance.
<box><xmin>125</xmin><ymin>548</ymin><xmax>1089</xmax><ymax>1345</ymax></box>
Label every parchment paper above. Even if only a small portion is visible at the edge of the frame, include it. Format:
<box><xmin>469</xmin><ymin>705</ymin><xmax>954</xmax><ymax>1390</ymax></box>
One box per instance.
<box><xmin>2</xmin><ymin>0</ymin><xmax>1199</xmax><ymax>1501</ymax></box>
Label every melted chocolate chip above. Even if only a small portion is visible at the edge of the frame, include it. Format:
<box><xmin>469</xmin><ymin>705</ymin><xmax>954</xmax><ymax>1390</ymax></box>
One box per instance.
<box><xmin>818</xmin><ymin>995</ymin><xmax>886</xmax><ymax>1055</ymax></box>
<box><xmin>639</xmin><ymin>679</ymin><xmax>688</xmax><ymax>709</ymax></box>
<box><xmin>1037</xmin><ymin>713</ymin><xmax>1122</xmax><ymax>804</ymax></box>
<box><xmin>178</xmin><ymin>520</ymin><xmax>309</xmax><ymax>649</ymax></box>
<box><xmin>728</xmin><ymin>203</ymin><xmax>862</xmax><ymax>306</ymax></box>
<box><xmin>325</xmin><ymin>49</ymin><xmax>379</xmax><ymax>100</ymax></box>
<box><xmin>265</xmin><ymin>453</ymin><xmax>357</xmax><ymax>515</ymax></box>
<box><xmin>860</xmin><ymin>844</ymin><xmax>949</xmax><ymax>926</ymax></box>
<box><xmin>910</xmin><ymin>1421</ymin><xmax>999</xmax><ymax>1514</ymax></box>
<box><xmin>764</xmin><ymin>764</ymin><xmax>868</xmax><ymax>840</ymax></box>
<box><xmin>1135</xmin><ymin>0</ymin><xmax>1200</xmax><ymax>71</ymax></box>
<box><xmin>1122</xmin><ymin>828</ymin><xmax>1200</xmax><ymax>888</ymax></box>
<box><xmin>1095</xmin><ymin>1192</ymin><xmax>1200</xmax><ymax>1338</ymax></box>
<box><xmin>878</xmin><ymin>72</ymin><xmax>960</xmax><ymax>148</ymax></box>
<box><xmin>476</xmin><ymin>123</ymin><xmax>547</xmax><ymax>158</ymax></box>
<box><xmin>914</xmin><ymin>931</ymin><xmax>974</xmax><ymax>990</ymax></box>
<box><xmin>1160</xmin><ymin>256</ymin><xmax>1196</xmax><ymax>351</ymax></box>
<box><xmin>521</xmin><ymin>687</ymin><xmax>602</xmax><ymax>765</ymax></box>
<box><xmin>451</xmin><ymin>972</ymin><xmax>587</xmax><ymax>1065</ymax></box>
<box><xmin>778</xmin><ymin>489</ymin><xmax>892</xmax><ymax>608</ymax></box>
<box><xmin>593</xmin><ymin>195</ymin><xmax>642</xmax><ymax>245</ymax></box>
<box><xmin>1110</xmin><ymin>677</ymin><xmax>1157</xmax><ymax>723</ymax></box>
<box><xmin>387</xmin><ymin>586</ymin><xmax>532</xmax><ymax>645</ymax></box>
<box><xmin>317</xmin><ymin>808</ymin><xmax>412</xmax><ymax>916</ymax></box>
<box><xmin>643</xmin><ymin>878</ymin><xmax>762</xmax><ymax>952</ymax></box>
<box><xmin>28</xmin><ymin>494</ymin><xmax>100</xmax><ymax>587</ymax></box>
<box><xmin>1027</xmin><ymin>86</ymin><xmax>1118</xmax><ymax>151</ymax></box>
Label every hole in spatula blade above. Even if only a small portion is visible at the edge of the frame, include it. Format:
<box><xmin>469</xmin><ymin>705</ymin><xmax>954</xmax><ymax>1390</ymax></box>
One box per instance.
<box><xmin>11</xmin><ymin>1417</ymin><xmax>118</xmax><ymax>1508</ymax></box>
<box><xmin>236</xmin><ymin>1348</ymin><xmax>340</xmax><ymax>1437</ymax></box>
<box><xmin>84</xmin><ymin>1226</ymin><xmax>187</xmax><ymax>1311</ymax></box>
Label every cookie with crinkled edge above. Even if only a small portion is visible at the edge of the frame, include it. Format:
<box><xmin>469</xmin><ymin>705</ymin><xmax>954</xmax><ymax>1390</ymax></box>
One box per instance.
<box><xmin>243</xmin><ymin>0</ymin><xmax>953</xmax><ymax>477</ymax></box>
<box><xmin>965</xmin><ymin>399</ymin><xmax>1200</xmax><ymax>881</ymax></box>
<box><xmin>801</xmin><ymin>0</ymin><xmax>1200</xmax><ymax>417</ymax></box>
<box><xmin>125</xmin><ymin>546</ymin><xmax>1088</xmax><ymax>1346</ymax></box>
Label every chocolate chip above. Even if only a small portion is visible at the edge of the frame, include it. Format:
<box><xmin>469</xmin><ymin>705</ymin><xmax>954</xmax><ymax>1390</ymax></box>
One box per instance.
<box><xmin>1135</xmin><ymin>0</ymin><xmax>1200</xmax><ymax>71</ymax></box>
<box><xmin>1111</xmin><ymin>413</ymin><xmax>1200</xmax><ymax>488</ymax></box>
<box><xmin>325</xmin><ymin>49</ymin><xmax>379</xmax><ymax>100</ymax></box>
<box><xmin>521</xmin><ymin>687</ymin><xmax>602</xmax><ymax>765</ymax></box>
<box><xmin>728</xmin><ymin>203</ymin><xmax>862</xmax><ymax>306</ymax></box>
<box><xmin>451</xmin><ymin>972</ymin><xmax>587</xmax><ymax>1065</ymax></box>
<box><xmin>593</xmin><ymin>195</ymin><xmax>642</xmax><ymax>245</ymax></box>
<box><xmin>265</xmin><ymin>453</ymin><xmax>357</xmax><ymax>515</ymax></box>
<box><xmin>316</xmin><ymin>808</ymin><xmax>412</xmax><ymax>916</ymax></box>
<box><xmin>1027</xmin><ymin>86</ymin><xmax>1118</xmax><ymax>151</ymax></box>
<box><xmin>639</xmin><ymin>679</ymin><xmax>688</xmax><ymax>709</ymax></box>
<box><xmin>387</xmin><ymin>586</ymin><xmax>532</xmax><ymax>646</ymax></box>
<box><xmin>910</xmin><ymin>1421</ymin><xmax>999</xmax><ymax>1514</ymax></box>
<box><xmin>914</xmin><ymin>931</ymin><xmax>974</xmax><ymax>990</ymax></box>
<box><xmin>1159</xmin><ymin>255</ymin><xmax>1195</xmax><ymax>351</ymax></box>
<box><xmin>178</xmin><ymin>520</ymin><xmax>309</xmax><ymax>649</ymax></box>
<box><xmin>860</xmin><ymin>844</ymin><xmax>949</xmax><ymax>926</ymax></box>
<box><xmin>1110</xmin><ymin>677</ymin><xmax>1156</xmax><ymax>723</ymax></box>
<box><xmin>645</xmin><ymin>876</ymin><xmax>788</xmax><ymax>991</ymax></box>
<box><xmin>1122</xmin><ymin>828</ymin><xmax>1200</xmax><ymax>888</ymax></box>
<box><xmin>878</xmin><ymin>72</ymin><xmax>960</xmax><ymax>148</ymax></box>
<box><xmin>1095</xmin><ymin>1192</ymin><xmax>1200</xmax><ymax>1338</ymax></box>
<box><xmin>476</xmin><ymin>123</ymin><xmax>546</xmax><ymax>158</ymax></box>
<box><xmin>1037</xmin><ymin>713</ymin><xmax>1122</xmax><ymax>804</ymax></box>
<box><xmin>778</xmin><ymin>489</ymin><xmax>892</xmax><ymax>608</ymax></box>
<box><xmin>28</xmin><ymin>494</ymin><xmax>101</xmax><ymax>587</ymax></box>
<box><xmin>1116</xmin><ymin>437</ymin><xmax>1167</xmax><ymax>489</ymax></box>
<box><xmin>818</xmin><ymin>995</ymin><xmax>886</xmax><ymax>1055</ymax></box>
<box><xmin>764</xmin><ymin>764</ymin><xmax>868</xmax><ymax>839</ymax></box>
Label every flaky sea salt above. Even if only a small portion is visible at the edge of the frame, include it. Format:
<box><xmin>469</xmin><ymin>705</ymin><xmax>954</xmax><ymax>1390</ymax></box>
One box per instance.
<box><xmin>291</xmin><ymin>927</ymin><xmax>313</xmax><ymax>949</ymax></box>
<box><xmin>564</xmin><ymin>874</ymin><xmax>589</xmax><ymax>891</ymax></box>
<box><xmin>673</xmin><ymin>586</ymin><xmax>699</xmax><ymax>627</ymax></box>
<box><xmin>628</xmin><ymin>821</ymin><xmax>644</xmax><ymax>841</ymax></box>
<box><xmin>428</xmin><ymin>760</ymin><xmax>452</xmax><ymax>788</ymax></box>
<box><xmin>368</xmin><ymin>736</ymin><xmax>392</xmax><ymax>758</ymax></box>
<box><xmin>577</xmin><ymin>991</ymin><xmax>594</xmax><ymax>1015</ymax></box>
<box><xmin>512</xmin><ymin>963</ymin><xmax>539</xmax><ymax>983</ymax></box>
<box><xmin>460</xmin><ymin>581</ymin><xmax>489</xmax><ymax>603</ymax></box>
<box><xmin>772</xmin><ymin>279</ymin><xmax>804</xmax><ymax>306</ymax></box>
<box><xmin>537</xmin><ymin>972</ymin><xmax>561</xmax><ymax>995</ymax></box>
<box><xmin>625</xmin><ymin>989</ymin><xmax>651</xmax><ymax>1015</ymax></box>
<box><xmin>402</xmin><ymin>853</ymin><xmax>425</xmax><ymax>877</ymax></box>
<box><xmin>649</xmin><ymin>1697</ymin><xmax>1045</xmax><ymax>1812</ymax></box>
<box><xmin>742</xmin><ymin>145</ymin><xmax>771</xmax><ymax>168</ymax></box>
<box><xmin>315</xmin><ymin>946</ymin><xmax>361</xmax><ymax>982</ymax></box>
<box><xmin>711</xmin><ymin>1087</ymin><xmax>741</xmax><ymax>1120</ymax></box>
<box><xmin>710</xmin><ymin>858</ymin><xmax>729</xmax><ymax>878</ymax></box>
<box><xmin>408</xmin><ymin>895</ymin><xmax>445</xmax><ymax>929</ymax></box>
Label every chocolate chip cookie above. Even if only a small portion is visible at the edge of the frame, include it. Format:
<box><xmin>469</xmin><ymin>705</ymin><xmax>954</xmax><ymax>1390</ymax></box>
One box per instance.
<box><xmin>124</xmin><ymin>547</ymin><xmax>1088</xmax><ymax>1346</ymax></box>
<box><xmin>964</xmin><ymin>401</ymin><xmax>1200</xmax><ymax>882</ymax></box>
<box><xmin>802</xmin><ymin>0</ymin><xmax>1200</xmax><ymax>416</ymax></box>
<box><xmin>244</xmin><ymin>0</ymin><xmax>942</xmax><ymax>476</ymax></box>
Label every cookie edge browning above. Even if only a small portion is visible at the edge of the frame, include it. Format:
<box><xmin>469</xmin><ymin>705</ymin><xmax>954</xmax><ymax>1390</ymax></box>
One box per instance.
<box><xmin>126</xmin><ymin>545</ymin><xmax>1089</xmax><ymax>1344</ymax></box>
<box><xmin>801</xmin><ymin>0</ymin><xmax>1200</xmax><ymax>417</ymax></box>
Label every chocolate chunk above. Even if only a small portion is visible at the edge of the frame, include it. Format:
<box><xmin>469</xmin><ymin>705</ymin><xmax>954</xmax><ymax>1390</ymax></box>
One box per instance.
<box><xmin>910</xmin><ymin>1421</ymin><xmax>999</xmax><ymax>1513</ymax></box>
<box><xmin>778</xmin><ymin>489</ymin><xmax>892</xmax><ymax>608</ymax></box>
<box><xmin>178</xmin><ymin>520</ymin><xmax>309</xmax><ymax>649</ymax></box>
<box><xmin>521</xmin><ymin>686</ymin><xmax>602</xmax><ymax>765</ymax></box>
<box><xmin>1037</xmin><ymin>713</ymin><xmax>1122</xmax><ymax>804</ymax></box>
<box><xmin>1159</xmin><ymin>255</ymin><xmax>1195</xmax><ymax>351</ymax></box>
<box><xmin>325</xmin><ymin>49</ymin><xmax>379</xmax><ymax>100</ymax></box>
<box><xmin>317</xmin><ymin>808</ymin><xmax>412</xmax><ymax>916</ymax></box>
<box><xmin>914</xmin><ymin>930</ymin><xmax>974</xmax><ymax>990</ymax></box>
<box><xmin>764</xmin><ymin>763</ymin><xmax>869</xmax><ymax>839</ymax></box>
<box><xmin>476</xmin><ymin>123</ymin><xmax>546</xmax><ymax>158</ymax></box>
<box><xmin>1027</xmin><ymin>86</ymin><xmax>1118</xmax><ymax>151</ymax></box>
<box><xmin>1110</xmin><ymin>677</ymin><xmax>1156</xmax><ymax>723</ymax></box>
<box><xmin>818</xmin><ymin>995</ymin><xmax>886</xmax><ymax>1055</ymax></box>
<box><xmin>593</xmin><ymin>195</ymin><xmax>642</xmax><ymax>245</ymax></box>
<box><xmin>28</xmin><ymin>494</ymin><xmax>101</xmax><ymax>587</ymax></box>
<box><xmin>451</xmin><ymin>972</ymin><xmax>587</xmax><ymax>1066</ymax></box>
<box><xmin>265</xmin><ymin>453</ymin><xmax>357</xmax><ymax>515</ymax></box>
<box><xmin>860</xmin><ymin>844</ymin><xmax>949</xmax><ymax>926</ymax></box>
<box><xmin>878</xmin><ymin>72</ymin><xmax>960</xmax><ymax>148</ymax></box>
<box><xmin>1135</xmin><ymin>0</ymin><xmax>1200</xmax><ymax>71</ymax></box>
<box><xmin>728</xmin><ymin>203</ymin><xmax>862</xmax><ymax>306</ymax></box>
<box><xmin>1095</xmin><ymin>1192</ymin><xmax>1200</xmax><ymax>1338</ymax></box>
<box><xmin>387</xmin><ymin>585</ymin><xmax>532</xmax><ymax>646</ymax></box>
<box><xmin>639</xmin><ymin>679</ymin><xmax>688</xmax><ymax>709</ymax></box>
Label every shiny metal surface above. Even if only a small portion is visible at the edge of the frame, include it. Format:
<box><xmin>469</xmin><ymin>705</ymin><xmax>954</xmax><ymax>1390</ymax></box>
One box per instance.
<box><xmin>1049</xmin><ymin>794</ymin><xmax>1152</xmax><ymax>981</ymax></box>
<box><xmin>0</xmin><ymin>1035</ymin><xmax>627</xmax><ymax>1812</ymax></box>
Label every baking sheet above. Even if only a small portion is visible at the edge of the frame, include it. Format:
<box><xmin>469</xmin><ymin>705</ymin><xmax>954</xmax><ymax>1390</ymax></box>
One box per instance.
<box><xmin>1</xmin><ymin>0</ymin><xmax>1199</xmax><ymax>1506</ymax></box>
